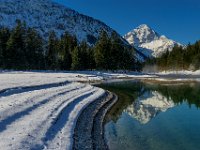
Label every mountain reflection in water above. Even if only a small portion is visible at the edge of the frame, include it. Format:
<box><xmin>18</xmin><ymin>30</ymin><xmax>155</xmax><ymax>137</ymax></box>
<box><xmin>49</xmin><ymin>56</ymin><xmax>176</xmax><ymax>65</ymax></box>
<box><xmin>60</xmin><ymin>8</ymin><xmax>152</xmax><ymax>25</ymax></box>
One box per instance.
<box><xmin>97</xmin><ymin>81</ymin><xmax>200</xmax><ymax>150</ymax></box>
<box><xmin>98</xmin><ymin>81</ymin><xmax>200</xmax><ymax>124</ymax></box>
<box><xmin>125</xmin><ymin>90</ymin><xmax>175</xmax><ymax>124</ymax></box>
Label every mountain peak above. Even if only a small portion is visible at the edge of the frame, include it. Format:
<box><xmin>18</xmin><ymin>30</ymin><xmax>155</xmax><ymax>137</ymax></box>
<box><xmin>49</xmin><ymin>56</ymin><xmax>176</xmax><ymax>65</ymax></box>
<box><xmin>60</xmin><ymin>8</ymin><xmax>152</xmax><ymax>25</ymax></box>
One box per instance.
<box><xmin>124</xmin><ymin>24</ymin><xmax>182</xmax><ymax>59</ymax></box>
<box><xmin>124</xmin><ymin>24</ymin><xmax>159</xmax><ymax>47</ymax></box>
<box><xmin>137</xmin><ymin>24</ymin><xmax>151</xmax><ymax>29</ymax></box>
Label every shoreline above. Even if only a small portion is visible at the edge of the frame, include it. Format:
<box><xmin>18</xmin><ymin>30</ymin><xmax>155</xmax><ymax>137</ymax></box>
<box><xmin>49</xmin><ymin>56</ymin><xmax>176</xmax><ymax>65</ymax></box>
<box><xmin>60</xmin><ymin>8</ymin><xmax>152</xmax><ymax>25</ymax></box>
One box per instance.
<box><xmin>77</xmin><ymin>74</ymin><xmax>200</xmax><ymax>149</ymax></box>
<box><xmin>73</xmin><ymin>92</ymin><xmax>118</xmax><ymax>150</ymax></box>
<box><xmin>0</xmin><ymin>71</ymin><xmax>200</xmax><ymax>149</ymax></box>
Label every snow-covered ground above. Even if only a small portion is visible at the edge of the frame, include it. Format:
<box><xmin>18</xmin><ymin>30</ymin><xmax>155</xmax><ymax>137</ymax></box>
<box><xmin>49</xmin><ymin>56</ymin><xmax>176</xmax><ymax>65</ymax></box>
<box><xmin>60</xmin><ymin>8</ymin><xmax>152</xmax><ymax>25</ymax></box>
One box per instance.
<box><xmin>0</xmin><ymin>70</ymin><xmax>200</xmax><ymax>150</ymax></box>
<box><xmin>157</xmin><ymin>70</ymin><xmax>200</xmax><ymax>76</ymax></box>
<box><xmin>0</xmin><ymin>70</ymin><xmax>156</xmax><ymax>150</ymax></box>
<box><xmin>0</xmin><ymin>70</ymin><xmax>199</xmax><ymax>93</ymax></box>
<box><xmin>150</xmin><ymin>70</ymin><xmax>200</xmax><ymax>82</ymax></box>
<box><xmin>0</xmin><ymin>71</ymin><xmax>157</xmax><ymax>93</ymax></box>
<box><xmin>0</xmin><ymin>71</ymin><xmax>108</xmax><ymax>150</ymax></box>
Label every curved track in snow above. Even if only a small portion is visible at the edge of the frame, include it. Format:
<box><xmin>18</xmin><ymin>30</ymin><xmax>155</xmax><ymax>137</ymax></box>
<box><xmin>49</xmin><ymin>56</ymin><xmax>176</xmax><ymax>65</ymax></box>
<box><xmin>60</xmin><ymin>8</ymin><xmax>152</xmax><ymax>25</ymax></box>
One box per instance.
<box><xmin>73</xmin><ymin>92</ymin><xmax>117</xmax><ymax>150</ymax></box>
<box><xmin>0</xmin><ymin>79</ymin><xmax>106</xmax><ymax>150</ymax></box>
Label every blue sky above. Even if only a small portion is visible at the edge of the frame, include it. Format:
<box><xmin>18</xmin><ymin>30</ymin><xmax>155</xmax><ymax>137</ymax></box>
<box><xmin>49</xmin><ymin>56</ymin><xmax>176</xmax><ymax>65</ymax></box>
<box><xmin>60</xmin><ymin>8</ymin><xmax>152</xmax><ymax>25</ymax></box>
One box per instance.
<box><xmin>54</xmin><ymin>0</ymin><xmax>200</xmax><ymax>44</ymax></box>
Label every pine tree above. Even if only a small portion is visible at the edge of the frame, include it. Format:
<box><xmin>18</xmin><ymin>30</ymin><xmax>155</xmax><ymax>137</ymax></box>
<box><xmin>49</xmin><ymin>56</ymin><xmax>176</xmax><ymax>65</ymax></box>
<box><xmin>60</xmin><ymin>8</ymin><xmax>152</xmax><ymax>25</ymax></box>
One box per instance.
<box><xmin>0</xmin><ymin>40</ymin><xmax>2</xmax><ymax>68</ymax></box>
<box><xmin>6</xmin><ymin>20</ymin><xmax>26</xmax><ymax>69</ymax></box>
<box><xmin>110</xmin><ymin>31</ymin><xmax>135</xmax><ymax>70</ymax></box>
<box><xmin>71</xmin><ymin>46</ymin><xmax>82</xmax><ymax>70</ymax></box>
<box><xmin>0</xmin><ymin>27</ymin><xmax>10</xmax><ymax>68</ymax></box>
<box><xmin>57</xmin><ymin>32</ymin><xmax>78</xmax><ymax>70</ymax></box>
<box><xmin>110</xmin><ymin>31</ymin><xmax>121</xmax><ymax>70</ymax></box>
<box><xmin>47</xmin><ymin>31</ymin><xmax>59</xmax><ymax>69</ymax></box>
<box><xmin>94</xmin><ymin>30</ymin><xmax>111</xmax><ymax>70</ymax></box>
<box><xmin>87</xmin><ymin>47</ymin><xmax>96</xmax><ymax>70</ymax></box>
<box><xmin>71</xmin><ymin>42</ymin><xmax>90</xmax><ymax>70</ymax></box>
<box><xmin>58</xmin><ymin>33</ymin><xmax>71</xmax><ymax>70</ymax></box>
<box><xmin>25</xmin><ymin>28</ymin><xmax>44</xmax><ymax>69</ymax></box>
<box><xmin>121</xmin><ymin>47</ymin><xmax>135</xmax><ymax>70</ymax></box>
<box><xmin>79</xmin><ymin>41</ymin><xmax>90</xmax><ymax>69</ymax></box>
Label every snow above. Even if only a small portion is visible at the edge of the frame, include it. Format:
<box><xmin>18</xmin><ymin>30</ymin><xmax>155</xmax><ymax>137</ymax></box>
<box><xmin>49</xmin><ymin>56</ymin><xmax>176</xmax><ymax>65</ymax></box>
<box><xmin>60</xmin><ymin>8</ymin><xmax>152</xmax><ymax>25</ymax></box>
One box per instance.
<box><xmin>0</xmin><ymin>70</ymin><xmax>199</xmax><ymax>149</ymax></box>
<box><xmin>0</xmin><ymin>71</ymin><xmax>158</xmax><ymax>93</ymax></box>
<box><xmin>0</xmin><ymin>71</ymin><xmax>102</xmax><ymax>93</ymax></box>
<box><xmin>157</xmin><ymin>70</ymin><xmax>200</xmax><ymax>76</ymax></box>
<box><xmin>125</xmin><ymin>91</ymin><xmax>175</xmax><ymax>124</ymax></box>
<box><xmin>0</xmin><ymin>71</ymin><xmax>106</xmax><ymax>150</ymax></box>
<box><xmin>124</xmin><ymin>24</ymin><xmax>183</xmax><ymax>59</ymax></box>
<box><xmin>0</xmin><ymin>0</ymin><xmax>115</xmax><ymax>44</ymax></box>
<box><xmin>0</xmin><ymin>0</ymin><xmax>132</xmax><ymax>63</ymax></box>
<box><xmin>0</xmin><ymin>70</ymin><xmax>156</xmax><ymax>150</ymax></box>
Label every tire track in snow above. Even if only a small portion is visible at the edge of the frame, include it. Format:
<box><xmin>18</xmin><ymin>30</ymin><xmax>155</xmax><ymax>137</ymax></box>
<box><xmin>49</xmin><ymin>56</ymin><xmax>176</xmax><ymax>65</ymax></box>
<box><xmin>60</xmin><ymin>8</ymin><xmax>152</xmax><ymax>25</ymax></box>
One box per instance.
<box><xmin>0</xmin><ymin>81</ymin><xmax>70</xmax><ymax>97</ymax></box>
<box><xmin>44</xmin><ymin>88</ymin><xmax>105</xmax><ymax>150</ymax></box>
<box><xmin>0</xmin><ymin>83</ymin><xmax>84</xmax><ymax>121</ymax></box>
<box><xmin>18</xmin><ymin>86</ymin><xmax>96</xmax><ymax>150</ymax></box>
<box><xmin>0</xmin><ymin>83</ymin><xmax>102</xmax><ymax>150</ymax></box>
<box><xmin>31</xmin><ymin>89</ymin><xmax>97</xmax><ymax>150</ymax></box>
<box><xmin>0</xmin><ymin>84</ymin><xmax>86</xmax><ymax>133</ymax></box>
<box><xmin>0</xmin><ymin>72</ymin><xmax>106</xmax><ymax>150</ymax></box>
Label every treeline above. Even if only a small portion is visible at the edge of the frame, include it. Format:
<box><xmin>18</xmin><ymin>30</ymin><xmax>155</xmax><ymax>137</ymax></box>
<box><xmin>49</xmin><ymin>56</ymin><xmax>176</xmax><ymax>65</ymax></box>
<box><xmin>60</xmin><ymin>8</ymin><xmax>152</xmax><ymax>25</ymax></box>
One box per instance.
<box><xmin>0</xmin><ymin>20</ymin><xmax>137</xmax><ymax>71</ymax></box>
<box><xmin>0</xmin><ymin>21</ymin><xmax>45</xmax><ymax>70</ymax></box>
<box><xmin>144</xmin><ymin>41</ymin><xmax>200</xmax><ymax>71</ymax></box>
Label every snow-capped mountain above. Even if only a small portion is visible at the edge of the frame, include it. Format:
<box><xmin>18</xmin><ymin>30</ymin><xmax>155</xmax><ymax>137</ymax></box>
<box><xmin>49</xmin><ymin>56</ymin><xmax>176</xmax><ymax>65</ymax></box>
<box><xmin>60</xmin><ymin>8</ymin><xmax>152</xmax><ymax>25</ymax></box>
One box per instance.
<box><xmin>0</xmin><ymin>0</ymin><xmax>121</xmax><ymax>44</ymax></box>
<box><xmin>124</xmin><ymin>24</ymin><xmax>183</xmax><ymax>58</ymax></box>
<box><xmin>124</xmin><ymin>91</ymin><xmax>175</xmax><ymax>124</ymax></box>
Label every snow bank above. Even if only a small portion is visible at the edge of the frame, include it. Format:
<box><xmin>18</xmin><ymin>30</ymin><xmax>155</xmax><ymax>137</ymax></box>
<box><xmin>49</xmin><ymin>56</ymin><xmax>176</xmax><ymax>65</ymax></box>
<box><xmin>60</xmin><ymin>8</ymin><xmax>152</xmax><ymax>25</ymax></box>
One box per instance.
<box><xmin>0</xmin><ymin>71</ymin><xmax>157</xmax><ymax>93</ymax></box>
<box><xmin>0</xmin><ymin>70</ymin><xmax>199</xmax><ymax>149</ymax></box>
<box><xmin>157</xmin><ymin>70</ymin><xmax>200</xmax><ymax>75</ymax></box>
<box><xmin>0</xmin><ymin>71</ymin><xmax>106</xmax><ymax>150</ymax></box>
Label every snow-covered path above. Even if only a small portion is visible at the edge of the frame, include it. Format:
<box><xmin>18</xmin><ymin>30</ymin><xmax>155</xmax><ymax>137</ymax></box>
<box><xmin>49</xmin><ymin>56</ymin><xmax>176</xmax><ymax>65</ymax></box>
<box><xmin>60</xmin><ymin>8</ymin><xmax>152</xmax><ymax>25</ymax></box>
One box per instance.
<box><xmin>0</xmin><ymin>72</ymin><xmax>106</xmax><ymax>150</ymax></box>
<box><xmin>1</xmin><ymin>70</ymin><xmax>198</xmax><ymax>150</ymax></box>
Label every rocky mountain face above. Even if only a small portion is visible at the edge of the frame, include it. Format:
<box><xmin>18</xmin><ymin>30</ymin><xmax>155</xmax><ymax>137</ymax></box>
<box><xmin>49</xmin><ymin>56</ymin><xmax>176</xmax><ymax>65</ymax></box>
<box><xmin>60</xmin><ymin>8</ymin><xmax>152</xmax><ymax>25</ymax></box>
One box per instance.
<box><xmin>124</xmin><ymin>90</ymin><xmax>175</xmax><ymax>124</ymax></box>
<box><xmin>0</xmin><ymin>0</ymin><xmax>121</xmax><ymax>44</ymax></box>
<box><xmin>1</xmin><ymin>0</ymin><xmax>177</xmax><ymax>63</ymax></box>
<box><xmin>124</xmin><ymin>24</ymin><xmax>183</xmax><ymax>59</ymax></box>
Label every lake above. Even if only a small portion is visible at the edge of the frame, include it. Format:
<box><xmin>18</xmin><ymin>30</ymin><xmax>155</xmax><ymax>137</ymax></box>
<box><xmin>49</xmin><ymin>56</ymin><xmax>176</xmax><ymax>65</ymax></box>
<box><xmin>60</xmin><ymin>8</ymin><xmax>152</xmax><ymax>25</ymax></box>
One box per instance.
<box><xmin>98</xmin><ymin>80</ymin><xmax>200</xmax><ymax>150</ymax></box>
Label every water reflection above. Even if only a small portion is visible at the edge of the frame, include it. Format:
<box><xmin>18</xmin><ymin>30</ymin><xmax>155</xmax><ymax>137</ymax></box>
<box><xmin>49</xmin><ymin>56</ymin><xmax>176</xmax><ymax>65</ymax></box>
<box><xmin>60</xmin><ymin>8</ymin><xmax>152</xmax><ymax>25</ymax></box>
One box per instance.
<box><xmin>125</xmin><ymin>90</ymin><xmax>175</xmax><ymax>124</ymax></box>
<box><xmin>99</xmin><ymin>81</ymin><xmax>200</xmax><ymax>124</ymax></box>
<box><xmin>146</xmin><ymin>82</ymin><xmax>200</xmax><ymax>109</ymax></box>
<box><xmin>98</xmin><ymin>81</ymin><xmax>200</xmax><ymax>150</ymax></box>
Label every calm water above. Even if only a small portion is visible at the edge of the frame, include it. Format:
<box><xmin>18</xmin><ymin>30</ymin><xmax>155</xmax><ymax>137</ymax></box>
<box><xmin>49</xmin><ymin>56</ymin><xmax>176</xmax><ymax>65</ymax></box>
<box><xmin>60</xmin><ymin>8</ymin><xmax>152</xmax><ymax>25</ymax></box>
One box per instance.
<box><xmin>98</xmin><ymin>81</ymin><xmax>200</xmax><ymax>150</ymax></box>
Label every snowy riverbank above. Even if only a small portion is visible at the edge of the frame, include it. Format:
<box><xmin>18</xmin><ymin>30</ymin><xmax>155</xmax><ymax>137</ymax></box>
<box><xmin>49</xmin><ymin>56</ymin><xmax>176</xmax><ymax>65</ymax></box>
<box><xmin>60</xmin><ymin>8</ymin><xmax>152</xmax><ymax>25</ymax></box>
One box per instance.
<box><xmin>0</xmin><ymin>71</ymin><xmax>107</xmax><ymax>150</ymax></box>
<box><xmin>0</xmin><ymin>70</ymin><xmax>200</xmax><ymax>150</ymax></box>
